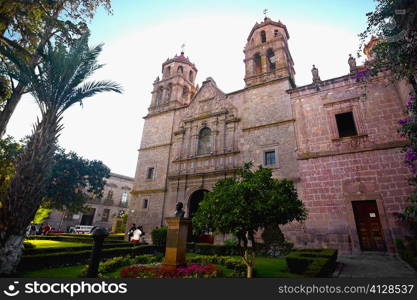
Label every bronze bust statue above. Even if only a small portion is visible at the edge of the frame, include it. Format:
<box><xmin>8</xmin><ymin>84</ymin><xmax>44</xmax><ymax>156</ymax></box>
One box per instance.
<box><xmin>174</xmin><ymin>202</ymin><xmax>185</xmax><ymax>218</ymax></box>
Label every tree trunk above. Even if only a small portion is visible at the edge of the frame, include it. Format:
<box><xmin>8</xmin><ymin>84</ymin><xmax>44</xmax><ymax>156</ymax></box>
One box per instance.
<box><xmin>0</xmin><ymin>234</ymin><xmax>25</xmax><ymax>276</ymax></box>
<box><xmin>0</xmin><ymin>111</ymin><xmax>60</xmax><ymax>275</ymax></box>
<box><xmin>246</xmin><ymin>264</ymin><xmax>254</xmax><ymax>279</ymax></box>
<box><xmin>0</xmin><ymin>83</ymin><xmax>25</xmax><ymax>137</ymax></box>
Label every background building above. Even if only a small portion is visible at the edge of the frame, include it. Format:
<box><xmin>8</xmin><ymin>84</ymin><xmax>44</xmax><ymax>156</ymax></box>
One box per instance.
<box><xmin>128</xmin><ymin>16</ymin><xmax>414</xmax><ymax>253</ymax></box>
<box><xmin>45</xmin><ymin>173</ymin><xmax>134</xmax><ymax>231</ymax></box>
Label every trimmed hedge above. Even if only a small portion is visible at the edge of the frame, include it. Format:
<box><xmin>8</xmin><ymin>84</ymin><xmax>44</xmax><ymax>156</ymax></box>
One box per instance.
<box><xmin>187</xmin><ymin>243</ymin><xmax>272</xmax><ymax>257</ymax></box>
<box><xmin>187</xmin><ymin>243</ymin><xmax>239</xmax><ymax>256</ymax></box>
<box><xmin>79</xmin><ymin>254</ymin><xmax>163</xmax><ymax>277</ymax></box>
<box><xmin>43</xmin><ymin>233</ymin><xmax>124</xmax><ymax>239</ymax></box>
<box><xmin>22</xmin><ymin>242</ymin><xmax>136</xmax><ymax>255</ymax></box>
<box><xmin>285</xmin><ymin>249</ymin><xmax>338</xmax><ymax>277</ymax></box>
<box><xmin>26</xmin><ymin>235</ymin><xmax>124</xmax><ymax>244</ymax></box>
<box><xmin>18</xmin><ymin>245</ymin><xmax>161</xmax><ymax>272</ymax></box>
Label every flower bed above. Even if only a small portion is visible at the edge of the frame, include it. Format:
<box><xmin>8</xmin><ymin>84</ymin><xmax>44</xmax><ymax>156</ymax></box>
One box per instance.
<box><xmin>120</xmin><ymin>263</ymin><xmax>223</xmax><ymax>278</ymax></box>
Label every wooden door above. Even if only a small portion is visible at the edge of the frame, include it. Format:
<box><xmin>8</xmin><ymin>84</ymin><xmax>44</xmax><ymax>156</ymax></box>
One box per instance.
<box><xmin>352</xmin><ymin>201</ymin><xmax>386</xmax><ymax>251</ymax></box>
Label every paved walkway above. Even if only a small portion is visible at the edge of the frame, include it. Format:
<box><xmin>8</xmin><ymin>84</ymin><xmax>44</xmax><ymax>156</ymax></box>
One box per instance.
<box><xmin>335</xmin><ymin>253</ymin><xmax>417</xmax><ymax>278</ymax></box>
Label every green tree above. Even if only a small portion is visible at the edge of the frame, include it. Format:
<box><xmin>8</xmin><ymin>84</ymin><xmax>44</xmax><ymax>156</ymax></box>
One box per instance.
<box><xmin>359</xmin><ymin>0</ymin><xmax>417</xmax><ymax>91</ymax></box>
<box><xmin>32</xmin><ymin>207</ymin><xmax>52</xmax><ymax>224</ymax></box>
<box><xmin>0</xmin><ymin>0</ymin><xmax>113</xmax><ymax>136</ymax></box>
<box><xmin>192</xmin><ymin>162</ymin><xmax>307</xmax><ymax>278</ymax></box>
<box><xmin>0</xmin><ymin>35</ymin><xmax>121</xmax><ymax>275</ymax></box>
<box><xmin>360</xmin><ymin>0</ymin><xmax>417</xmax><ymax>235</ymax></box>
<box><xmin>0</xmin><ymin>137</ymin><xmax>110</xmax><ymax>214</ymax></box>
<box><xmin>44</xmin><ymin>148</ymin><xmax>110</xmax><ymax>213</ymax></box>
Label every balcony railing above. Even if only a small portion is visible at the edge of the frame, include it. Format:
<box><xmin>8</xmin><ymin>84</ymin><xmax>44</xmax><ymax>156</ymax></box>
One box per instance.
<box><xmin>87</xmin><ymin>198</ymin><xmax>102</xmax><ymax>204</ymax></box>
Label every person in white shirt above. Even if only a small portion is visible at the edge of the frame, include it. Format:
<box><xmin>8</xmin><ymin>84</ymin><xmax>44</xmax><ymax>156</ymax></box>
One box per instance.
<box><xmin>131</xmin><ymin>227</ymin><xmax>142</xmax><ymax>242</ymax></box>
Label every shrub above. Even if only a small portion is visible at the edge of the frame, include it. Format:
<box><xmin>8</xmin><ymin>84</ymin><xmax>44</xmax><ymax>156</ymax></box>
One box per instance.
<box><xmin>187</xmin><ymin>255</ymin><xmax>246</xmax><ymax>277</ymax></box>
<box><xmin>261</xmin><ymin>225</ymin><xmax>293</xmax><ymax>257</ymax></box>
<box><xmin>187</xmin><ymin>242</ymin><xmax>274</xmax><ymax>257</ymax></box>
<box><xmin>285</xmin><ymin>249</ymin><xmax>338</xmax><ymax>277</ymax></box>
<box><xmin>79</xmin><ymin>254</ymin><xmax>162</xmax><ymax>277</ymax></box>
<box><xmin>396</xmin><ymin>238</ymin><xmax>417</xmax><ymax>271</ymax></box>
<box><xmin>115</xmin><ymin>214</ymin><xmax>128</xmax><ymax>233</ymax></box>
<box><xmin>151</xmin><ymin>226</ymin><xmax>167</xmax><ymax>248</ymax></box>
<box><xmin>119</xmin><ymin>263</ymin><xmax>222</xmax><ymax>278</ymax></box>
<box><xmin>18</xmin><ymin>245</ymin><xmax>159</xmax><ymax>272</ymax></box>
<box><xmin>187</xmin><ymin>243</ymin><xmax>240</xmax><ymax>256</ymax></box>
<box><xmin>223</xmin><ymin>236</ymin><xmax>238</xmax><ymax>246</ymax></box>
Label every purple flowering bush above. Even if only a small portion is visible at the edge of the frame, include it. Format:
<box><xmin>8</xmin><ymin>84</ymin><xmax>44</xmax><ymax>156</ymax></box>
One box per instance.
<box><xmin>398</xmin><ymin>93</ymin><xmax>417</xmax><ymax>233</ymax></box>
<box><xmin>354</xmin><ymin>68</ymin><xmax>370</xmax><ymax>82</ymax></box>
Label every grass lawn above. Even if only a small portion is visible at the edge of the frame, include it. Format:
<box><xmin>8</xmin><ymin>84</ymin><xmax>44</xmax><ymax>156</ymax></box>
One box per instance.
<box><xmin>23</xmin><ymin>265</ymin><xmax>85</xmax><ymax>278</ymax></box>
<box><xmin>186</xmin><ymin>253</ymin><xmax>300</xmax><ymax>278</ymax></box>
<box><xmin>25</xmin><ymin>240</ymin><xmax>90</xmax><ymax>248</ymax></box>
<box><xmin>22</xmin><ymin>254</ymin><xmax>302</xmax><ymax>278</ymax></box>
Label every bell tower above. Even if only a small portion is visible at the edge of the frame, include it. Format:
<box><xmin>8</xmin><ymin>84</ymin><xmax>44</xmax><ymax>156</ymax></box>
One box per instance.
<box><xmin>243</xmin><ymin>17</ymin><xmax>295</xmax><ymax>87</ymax></box>
<box><xmin>150</xmin><ymin>51</ymin><xmax>197</xmax><ymax>110</ymax></box>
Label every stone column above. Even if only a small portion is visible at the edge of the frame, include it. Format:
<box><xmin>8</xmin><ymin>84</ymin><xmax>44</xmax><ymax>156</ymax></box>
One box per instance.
<box><xmin>162</xmin><ymin>217</ymin><xmax>191</xmax><ymax>269</ymax></box>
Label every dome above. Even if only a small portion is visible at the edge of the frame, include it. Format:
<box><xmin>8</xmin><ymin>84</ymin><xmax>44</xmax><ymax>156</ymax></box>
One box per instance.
<box><xmin>162</xmin><ymin>51</ymin><xmax>197</xmax><ymax>71</ymax></box>
<box><xmin>247</xmin><ymin>17</ymin><xmax>290</xmax><ymax>41</ymax></box>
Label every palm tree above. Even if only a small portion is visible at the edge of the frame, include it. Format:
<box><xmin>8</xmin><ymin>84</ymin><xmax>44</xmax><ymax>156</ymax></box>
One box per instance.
<box><xmin>0</xmin><ymin>35</ymin><xmax>122</xmax><ymax>275</ymax></box>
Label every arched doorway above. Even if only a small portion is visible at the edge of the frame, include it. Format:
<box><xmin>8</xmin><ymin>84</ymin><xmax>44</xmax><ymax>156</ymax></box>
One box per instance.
<box><xmin>188</xmin><ymin>189</ymin><xmax>208</xmax><ymax>218</ymax></box>
<box><xmin>188</xmin><ymin>189</ymin><xmax>213</xmax><ymax>243</ymax></box>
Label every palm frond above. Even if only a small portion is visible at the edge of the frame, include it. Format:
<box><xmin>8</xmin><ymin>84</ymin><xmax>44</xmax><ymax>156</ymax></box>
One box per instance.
<box><xmin>62</xmin><ymin>80</ymin><xmax>122</xmax><ymax>111</ymax></box>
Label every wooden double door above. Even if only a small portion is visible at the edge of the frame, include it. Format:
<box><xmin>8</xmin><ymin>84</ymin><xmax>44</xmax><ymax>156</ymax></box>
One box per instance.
<box><xmin>352</xmin><ymin>200</ymin><xmax>386</xmax><ymax>251</ymax></box>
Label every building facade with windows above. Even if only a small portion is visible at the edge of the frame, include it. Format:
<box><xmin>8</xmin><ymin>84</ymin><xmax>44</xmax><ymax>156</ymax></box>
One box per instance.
<box><xmin>45</xmin><ymin>173</ymin><xmax>134</xmax><ymax>231</ymax></box>
<box><xmin>129</xmin><ymin>16</ymin><xmax>414</xmax><ymax>253</ymax></box>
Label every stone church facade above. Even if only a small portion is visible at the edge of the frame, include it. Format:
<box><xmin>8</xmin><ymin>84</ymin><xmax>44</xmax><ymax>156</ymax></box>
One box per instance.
<box><xmin>128</xmin><ymin>17</ymin><xmax>414</xmax><ymax>254</ymax></box>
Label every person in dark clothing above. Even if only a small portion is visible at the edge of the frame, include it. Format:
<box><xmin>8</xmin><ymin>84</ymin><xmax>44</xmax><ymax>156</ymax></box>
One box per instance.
<box><xmin>128</xmin><ymin>223</ymin><xmax>136</xmax><ymax>242</ymax></box>
<box><xmin>37</xmin><ymin>223</ymin><xmax>44</xmax><ymax>235</ymax></box>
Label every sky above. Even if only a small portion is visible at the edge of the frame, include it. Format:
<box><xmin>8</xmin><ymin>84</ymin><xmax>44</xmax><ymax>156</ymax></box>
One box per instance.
<box><xmin>5</xmin><ymin>0</ymin><xmax>377</xmax><ymax>178</ymax></box>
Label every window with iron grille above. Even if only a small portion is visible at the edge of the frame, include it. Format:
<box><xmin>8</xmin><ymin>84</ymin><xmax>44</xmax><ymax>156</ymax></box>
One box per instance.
<box><xmin>264</xmin><ymin>151</ymin><xmax>276</xmax><ymax>166</ymax></box>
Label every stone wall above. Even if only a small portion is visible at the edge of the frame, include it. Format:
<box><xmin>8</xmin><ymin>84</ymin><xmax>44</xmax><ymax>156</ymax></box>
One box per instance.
<box><xmin>287</xmin><ymin>74</ymin><xmax>414</xmax><ymax>253</ymax></box>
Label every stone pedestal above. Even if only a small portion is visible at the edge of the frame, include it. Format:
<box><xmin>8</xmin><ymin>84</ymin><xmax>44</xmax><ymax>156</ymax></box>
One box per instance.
<box><xmin>162</xmin><ymin>217</ymin><xmax>191</xmax><ymax>269</ymax></box>
<box><xmin>111</xmin><ymin>217</ymin><xmax>122</xmax><ymax>233</ymax></box>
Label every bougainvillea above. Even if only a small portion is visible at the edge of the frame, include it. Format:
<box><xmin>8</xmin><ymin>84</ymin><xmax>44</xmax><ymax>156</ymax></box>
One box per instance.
<box><xmin>119</xmin><ymin>263</ymin><xmax>223</xmax><ymax>278</ymax></box>
<box><xmin>399</xmin><ymin>94</ymin><xmax>417</xmax><ymax>173</ymax></box>
<box><xmin>397</xmin><ymin>93</ymin><xmax>417</xmax><ymax>233</ymax></box>
<box><xmin>354</xmin><ymin>68</ymin><xmax>370</xmax><ymax>82</ymax></box>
